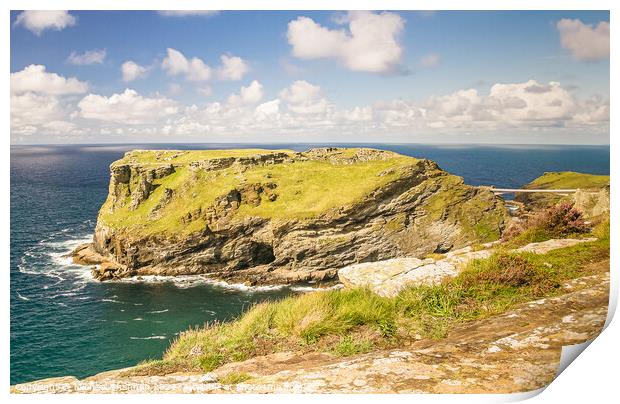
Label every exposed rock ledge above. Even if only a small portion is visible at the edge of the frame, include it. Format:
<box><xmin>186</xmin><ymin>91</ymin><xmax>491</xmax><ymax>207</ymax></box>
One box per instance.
<box><xmin>11</xmin><ymin>271</ymin><xmax>608</xmax><ymax>394</ymax></box>
<box><xmin>338</xmin><ymin>238</ymin><xmax>597</xmax><ymax>297</ymax></box>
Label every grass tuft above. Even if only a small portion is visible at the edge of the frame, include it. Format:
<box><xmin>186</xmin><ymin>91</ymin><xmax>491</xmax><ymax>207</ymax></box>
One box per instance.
<box><xmin>218</xmin><ymin>372</ymin><xmax>252</xmax><ymax>385</ymax></box>
<box><xmin>333</xmin><ymin>336</ymin><xmax>373</xmax><ymax>357</ymax></box>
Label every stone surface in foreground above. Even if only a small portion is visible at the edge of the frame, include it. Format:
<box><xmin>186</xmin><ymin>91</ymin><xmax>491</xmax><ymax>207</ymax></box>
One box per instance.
<box><xmin>338</xmin><ymin>238</ymin><xmax>596</xmax><ymax>297</ymax></box>
<box><xmin>12</xmin><ymin>271</ymin><xmax>608</xmax><ymax>394</ymax></box>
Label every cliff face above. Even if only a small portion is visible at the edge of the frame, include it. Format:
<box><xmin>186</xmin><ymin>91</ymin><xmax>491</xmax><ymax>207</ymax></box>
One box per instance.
<box><xmin>77</xmin><ymin>148</ymin><xmax>507</xmax><ymax>284</ymax></box>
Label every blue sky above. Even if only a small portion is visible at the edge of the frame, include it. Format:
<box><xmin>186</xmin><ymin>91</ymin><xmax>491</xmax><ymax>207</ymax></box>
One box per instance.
<box><xmin>10</xmin><ymin>10</ymin><xmax>610</xmax><ymax>144</ymax></box>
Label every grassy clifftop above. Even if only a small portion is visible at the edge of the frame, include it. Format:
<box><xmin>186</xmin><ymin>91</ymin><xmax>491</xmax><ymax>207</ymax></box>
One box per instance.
<box><xmin>99</xmin><ymin>148</ymin><xmax>422</xmax><ymax>235</ymax></box>
<box><xmin>524</xmin><ymin>171</ymin><xmax>609</xmax><ymax>190</ymax></box>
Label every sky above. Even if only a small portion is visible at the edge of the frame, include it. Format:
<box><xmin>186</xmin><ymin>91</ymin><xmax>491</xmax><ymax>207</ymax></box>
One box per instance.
<box><xmin>9</xmin><ymin>10</ymin><xmax>610</xmax><ymax>145</ymax></box>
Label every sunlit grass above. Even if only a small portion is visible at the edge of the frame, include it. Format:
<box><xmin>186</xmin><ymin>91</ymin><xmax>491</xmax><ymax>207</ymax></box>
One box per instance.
<box><xmin>125</xmin><ymin>219</ymin><xmax>609</xmax><ymax>376</ymax></box>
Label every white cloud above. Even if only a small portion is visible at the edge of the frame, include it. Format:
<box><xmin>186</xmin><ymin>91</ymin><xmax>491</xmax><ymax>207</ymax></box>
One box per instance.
<box><xmin>227</xmin><ymin>80</ymin><xmax>264</xmax><ymax>106</ymax></box>
<box><xmin>254</xmin><ymin>99</ymin><xmax>281</xmax><ymax>121</ymax></box>
<box><xmin>11</xmin><ymin>92</ymin><xmax>64</xmax><ymax>127</ymax></box>
<box><xmin>419</xmin><ymin>53</ymin><xmax>441</xmax><ymax>68</ymax></box>
<box><xmin>287</xmin><ymin>11</ymin><xmax>405</xmax><ymax>73</ymax></box>
<box><xmin>157</xmin><ymin>11</ymin><xmax>219</xmax><ymax>17</ymax></box>
<box><xmin>557</xmin><ymin>19</ymin><xmax>610</xmax><ymax>61</ymax></box>
<box><xmin>217</xmin><ymin>54</ymin><xmax>249</xmax><ymax>80</ymax></box>
<box><xmin>67</xmin><ymin>49</ymin><xmax>106</xmax><ymax>65</ymax></box>
<box><xmin>11</xmin><ymin>64</ymin><xmax>88</xmax><ymax>95</ymax></box>
<box><xmin>121</xmin><ymin>61</ymin><xmax>149</xmax><ymax>82</ymax></box>
<box><xmin>42</xmin><ymin>120</ymin><xmax>81</xmax><ymax>134</ymax></box>
<box><xmin>14</xmin><ymin>10</ymin><xmax>76</xmax><ymax>35</ymax></box>
<box><xmin>279</xmin><ymin>80</ymin><xmax>330</xmax><ymax>115</ymax></box>
<box><xmin>78</xmin><ymin>89</ymin><xmax>179</xmax><ymax>124</ymax></box>
<box><xmin>378</xmin><ymin>79</ymin><xmax>606</xmax><ymax>129</ymax></box>
<box><xmin>161</xmin><ymin>48</ymin><xmax>212</xmax><ymax>81</ymax></box>
<box><xmin>278</xmin><ymin>80</ymin><xmax>321</xmax><ymax>104</ymax></box>
<box><xmin>12</xmin><ymin>78</ymin><xmax>608</xmax><ymax>142</ymax></box>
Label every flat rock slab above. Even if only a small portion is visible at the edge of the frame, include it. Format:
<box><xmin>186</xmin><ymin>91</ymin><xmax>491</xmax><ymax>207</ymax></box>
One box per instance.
<box><xmin>515</xmin><ymin>238</ymin><xmax>597</xmax><ymax>254</ymax></box>
<box><xmin>339</xmin><ymin>258</ymin><xmax>457</xmax><ymax>297</ymax></box>
<box><xmin>338</xmin><ymin>237</ymin><xmax>596</xmax><ymax>297</ymax></box>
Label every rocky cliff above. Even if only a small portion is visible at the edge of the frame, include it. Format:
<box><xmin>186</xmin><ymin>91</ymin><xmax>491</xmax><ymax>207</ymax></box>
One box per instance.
<box><xmin>75</xmin><ymin>147</ymin><xmax>507</xmax><ymax>284</ymax></box>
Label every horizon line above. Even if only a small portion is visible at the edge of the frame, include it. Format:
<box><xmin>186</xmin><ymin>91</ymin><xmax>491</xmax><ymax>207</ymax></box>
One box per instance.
<box><xmin>9</xmin><ymin>141</ymin><xmax>612</xmax><ymax>147</ymax></box>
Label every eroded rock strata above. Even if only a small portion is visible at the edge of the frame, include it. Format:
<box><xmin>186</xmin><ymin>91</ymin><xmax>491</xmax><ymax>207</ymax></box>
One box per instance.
<box><xmin>75</xmin><ymin>148</ymin><xmax>507</xmax><ymax>284</ymax></box>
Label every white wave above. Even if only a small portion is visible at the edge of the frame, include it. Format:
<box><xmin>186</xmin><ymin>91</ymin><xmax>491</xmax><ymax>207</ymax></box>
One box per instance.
<box><xmin>290</xmin><ymin>286</ymin><xmax>320</xmax><ymax>292</ymax></box>
<box><xmin>16</xmin><ymin>291</ymin><xmax>30</xmax><ymax>301</ymax></box>
<box><xmin>133</xmin><ymin>317</ymin><xmax>144</xmax><ymax>321</ymax></box>
<box><xmin>129</xmin><ymin>335</ymin><xmax>167</xmax><ymax>340</ymax></box>
<box><xmin>106</xmin><ymin>272</ymin><xmax>343</xmax><ymax>294</ymax></box>
<box><xmin>147</xmin><ymin>309</ymin><xmax>169</xmax><ymax>314</ymax></box>
<box><xmin>109</xmin><ymin>273</ymin><xmax>292</xmax><ymax>292</ymax></box>
<box><xmin>48</xmin><ymin>292</ymin><xmax>78</xmax><ymax>299</ymax></box>
<box><xmin>19</xmin><ymin>232</ymin><xmax>95</xmax><ymax>283</ymax></box>
<box><xmin>101</xmin><ymin>298</ymin><xmax>123</xmax><ymax>303</ymax></box>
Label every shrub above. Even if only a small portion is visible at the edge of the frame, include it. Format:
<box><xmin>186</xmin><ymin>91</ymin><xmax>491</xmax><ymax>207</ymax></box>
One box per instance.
<box><xmin>462</xmin><ymin>254</ymin><xmax>537</xmax><ymax>288</ymax></box>
<box><xmin>502</xmin><ymin>202</ymin><xmax>588</xmax><ymax>244</ymax></box>
<box><xmin>501</xmin><ymin>220</ymin><xmax>526</xmax><ymax>241</ymax></box>
<box><xmin>532</xmin><ymin>202</ymin><xmax>588</xmax><ymax>236</ymax></box>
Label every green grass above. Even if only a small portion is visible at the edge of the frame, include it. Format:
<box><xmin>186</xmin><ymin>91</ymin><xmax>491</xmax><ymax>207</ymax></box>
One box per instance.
<box><xmin>126</xmin><ymin>219</ymin><xmax>609</xmax><ymax>377</ymax></box>
<box><xmin>333</xmin><ymin>336</ymin><xmax>373</xmax><ymax>356</ymax></box>
<box><xmin>419</xmin><ymin>175</ymin><xmax>506</xmax><ymax>243</ymax></box>
<box><xmin>114</xmin><ymin>149</ymin><xmax>294</xmax><ymax>166</ymax></box>
<box><xmin>526</xmin><ymin>171</ymin><xmax>610</xmax><ymax>190</ymax></box>
<box><xmin>100</xmin><ymin>149</ymin><xmax>422</xmax><ymax>236</ymax></box>
<box><xmin>218</xmin><ymin>372</ymin><xmax>253</xmax><ymax>385</ymax></box>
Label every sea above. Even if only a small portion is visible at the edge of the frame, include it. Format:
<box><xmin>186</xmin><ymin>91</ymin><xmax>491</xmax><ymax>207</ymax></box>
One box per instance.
<box><xmin>10</xmin><ymin>143</ymin><xmax>610</xmax><ymax>385</ymax></box>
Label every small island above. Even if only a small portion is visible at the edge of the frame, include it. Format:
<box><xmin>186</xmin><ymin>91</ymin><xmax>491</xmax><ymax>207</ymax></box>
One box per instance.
<box><xmin>73</xmin><ymin>147</ymin><xmax>506</xmax><ymax>284</ymax></box>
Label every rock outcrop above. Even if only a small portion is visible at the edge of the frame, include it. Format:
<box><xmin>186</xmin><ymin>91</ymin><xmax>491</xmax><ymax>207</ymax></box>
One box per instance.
<box><xmin>338</xmin><ymin>238</ymin><xmax>596</xmax><ymax>297</ymax></box>
<box><xmin>76</xmin><ymin>148</ymin><xmax>507</xmax><ymax>284</ymax></box>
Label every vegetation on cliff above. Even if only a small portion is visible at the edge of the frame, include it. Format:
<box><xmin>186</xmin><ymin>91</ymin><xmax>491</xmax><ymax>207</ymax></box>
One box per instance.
<box><xmin>99</xmin><ymin>149</ymin><xmax>419</xmax><ymax>234</ymax></box>
<box><xmin>515</xmin><ymin>171</ymin><xmax>610</xmax><ymax>211</ymax></box>
<box><xmin>525</xmin><ymin>171</ymin><xmax>609</xmax><ymax>189</ymax></box>
<box><xmin>502</xmin><ymin>202</ymin><xmax>591</xmax><ymax>247</ymax></box>
<box><xmin>127</xmin><ymin>217</ymin><xmax>609</xmax><ymax>377</ymax></box>
<box><xmin>87</xmin><ymin>148</ymin><xmax>507</xmax><ymax>283</ymax></box>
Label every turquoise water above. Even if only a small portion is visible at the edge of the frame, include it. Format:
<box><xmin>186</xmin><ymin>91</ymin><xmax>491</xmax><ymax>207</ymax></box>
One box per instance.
<box><xmin>10</xmin><ymin>143</ymin><xmax>609</xmax><ymax>384</ymax></box>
